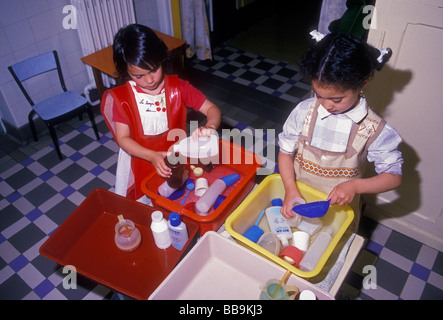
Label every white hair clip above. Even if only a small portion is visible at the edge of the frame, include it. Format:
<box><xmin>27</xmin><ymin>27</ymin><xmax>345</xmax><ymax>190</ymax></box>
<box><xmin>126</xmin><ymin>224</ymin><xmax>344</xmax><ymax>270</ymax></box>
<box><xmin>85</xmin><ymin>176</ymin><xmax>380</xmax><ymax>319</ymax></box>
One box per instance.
<box><xmin>377</xmin><ymin>48</ymin><xmax>389</xmax><ymax>63</ymax></box>
<box><xmin>310</xmin><ymin>30</ymin><xmax>326</xmax><ymax>42</ymax></box>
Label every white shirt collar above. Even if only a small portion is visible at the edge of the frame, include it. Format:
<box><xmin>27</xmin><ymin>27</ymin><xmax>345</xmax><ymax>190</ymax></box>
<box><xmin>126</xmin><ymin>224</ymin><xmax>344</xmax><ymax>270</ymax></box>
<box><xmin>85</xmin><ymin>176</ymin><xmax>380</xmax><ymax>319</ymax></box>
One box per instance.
<box><xmin>317</xmin><ymin>97</ymin><xmax>368</xmax><ymax>123</ymax></box>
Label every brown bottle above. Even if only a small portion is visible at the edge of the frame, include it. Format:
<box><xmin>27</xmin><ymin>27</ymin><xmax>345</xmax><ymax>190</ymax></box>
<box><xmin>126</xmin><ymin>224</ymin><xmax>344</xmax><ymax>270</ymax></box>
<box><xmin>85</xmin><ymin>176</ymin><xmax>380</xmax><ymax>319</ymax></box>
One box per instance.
<box><xmin>165</xmin><ymin>152</ymin><xmax>185</xmax><ymax>188</ymax></box>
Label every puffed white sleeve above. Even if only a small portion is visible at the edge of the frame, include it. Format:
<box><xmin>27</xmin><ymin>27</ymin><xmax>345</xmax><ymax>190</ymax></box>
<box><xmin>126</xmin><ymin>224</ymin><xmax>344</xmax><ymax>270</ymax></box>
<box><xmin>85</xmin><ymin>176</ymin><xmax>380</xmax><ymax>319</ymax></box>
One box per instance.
<box><xmin>278</xmin><ymin>99</ymin><xmax>311</xmax><ymax>154</ymax></box>
<box><xmin>367</xmin><ymin>123</ymin><xmax>403</xmax><ymax>175</ymax></box>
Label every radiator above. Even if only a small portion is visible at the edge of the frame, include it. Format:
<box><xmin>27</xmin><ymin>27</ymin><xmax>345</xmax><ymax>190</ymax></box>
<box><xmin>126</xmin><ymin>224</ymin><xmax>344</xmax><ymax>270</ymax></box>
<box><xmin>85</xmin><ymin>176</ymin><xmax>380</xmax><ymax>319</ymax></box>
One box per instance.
<box><xmin>72</xmin><ymin>0</ymin><xmax>136</xmax><ymax>102</ymax></box>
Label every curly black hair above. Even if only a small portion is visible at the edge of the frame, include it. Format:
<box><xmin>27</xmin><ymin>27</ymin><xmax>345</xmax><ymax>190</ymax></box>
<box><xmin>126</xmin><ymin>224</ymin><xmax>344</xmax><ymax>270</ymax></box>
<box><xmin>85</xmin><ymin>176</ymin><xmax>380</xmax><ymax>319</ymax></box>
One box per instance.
<box><xmin>112</xmin><ymin>24</ymin><xmax>168</xmax><ymax>78</ymax></box>
<box><xmin>300</xmin><ymin>33</ymin><xmax>392</xmax><ymax>91</ymax></box>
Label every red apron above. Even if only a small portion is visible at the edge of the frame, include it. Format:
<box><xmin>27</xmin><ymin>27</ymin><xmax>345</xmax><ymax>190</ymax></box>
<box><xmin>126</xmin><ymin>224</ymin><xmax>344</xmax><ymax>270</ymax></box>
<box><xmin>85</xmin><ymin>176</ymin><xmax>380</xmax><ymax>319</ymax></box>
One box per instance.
<box><xmin>101</xmin><ymin>75</ymin><xmax>187</xmax><ymax>198</ymax></box>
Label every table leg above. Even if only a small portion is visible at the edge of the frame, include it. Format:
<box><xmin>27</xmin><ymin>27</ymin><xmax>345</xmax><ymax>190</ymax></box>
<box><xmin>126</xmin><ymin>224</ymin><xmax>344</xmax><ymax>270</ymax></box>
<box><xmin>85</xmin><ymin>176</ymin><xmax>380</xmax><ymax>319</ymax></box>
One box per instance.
<box><xmin>92</xmin><ymin>67</ymin><xmax>105</xmax><ymax>99</ymax></box>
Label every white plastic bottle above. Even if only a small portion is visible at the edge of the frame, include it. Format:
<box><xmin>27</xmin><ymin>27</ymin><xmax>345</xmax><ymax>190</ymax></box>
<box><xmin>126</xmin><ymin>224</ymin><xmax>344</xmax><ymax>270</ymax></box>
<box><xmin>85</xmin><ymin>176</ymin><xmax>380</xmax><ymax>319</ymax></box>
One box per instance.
<box><xmin>299</xmin><ymin>227</ymin><xmax>333</xmax><ymax>271</ymax></box>
<box><xmin>264</xmin><ymin>198</ymin><xmax>292</xmax><ymax>247</ymax></box>
<box><xmin>150</xmin><ymin>211</ymin><xmax>171</xmax><ymax>249</ymax></box>
<box><xmin>168</xmin><ymin>212</ymin><xmax>189</xmax><ymax>250</ymax></box>
<box><xmin>195</xmin><ymin>173</ymin><xmax>239</xmax><ymax>215</ymax></box>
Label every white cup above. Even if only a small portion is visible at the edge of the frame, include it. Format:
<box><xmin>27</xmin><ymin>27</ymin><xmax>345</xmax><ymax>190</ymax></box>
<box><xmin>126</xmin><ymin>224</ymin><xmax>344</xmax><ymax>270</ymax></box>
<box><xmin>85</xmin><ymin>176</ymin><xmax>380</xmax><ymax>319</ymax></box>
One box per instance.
<box><xmin>194</xmin><ymin>177</ymin><xmax>209</xmax><ymax>197</ymax></box>
<box><xmin>292</xmin><ymin>231</ymin><xmax>310</xmax><ymax>254</ymax></box>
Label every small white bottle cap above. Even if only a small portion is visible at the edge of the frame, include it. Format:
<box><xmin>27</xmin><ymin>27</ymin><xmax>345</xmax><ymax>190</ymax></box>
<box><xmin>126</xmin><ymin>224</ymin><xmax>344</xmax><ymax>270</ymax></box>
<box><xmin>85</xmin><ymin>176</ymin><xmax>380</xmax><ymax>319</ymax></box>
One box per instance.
<box><xmin>152</xmin><ymin>211</ymin><xmax>163</xmax><ymax>222</ymax></box>
<box><xmin>299</xmin><ymin>290</ymin><xmax>316</xmax><ymax>300</ymax></box>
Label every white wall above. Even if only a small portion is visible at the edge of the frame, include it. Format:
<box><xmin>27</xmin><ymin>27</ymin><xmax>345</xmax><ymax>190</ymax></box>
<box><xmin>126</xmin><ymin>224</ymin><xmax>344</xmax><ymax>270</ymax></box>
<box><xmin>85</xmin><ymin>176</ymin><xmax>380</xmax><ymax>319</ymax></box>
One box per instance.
<box><xmin>134</xmin><ymin>0</ymin><xmax>161</xmax><ymax>31</ymax></box>
<box><xmin>0</xmin><ymin>0</ymin><xmax>87</xmax><ymax>133</ymax></box>
<box><xmin>0</xmin><ymin>0</ymin><xmax>163</xmax><ymax>142</ymax></box>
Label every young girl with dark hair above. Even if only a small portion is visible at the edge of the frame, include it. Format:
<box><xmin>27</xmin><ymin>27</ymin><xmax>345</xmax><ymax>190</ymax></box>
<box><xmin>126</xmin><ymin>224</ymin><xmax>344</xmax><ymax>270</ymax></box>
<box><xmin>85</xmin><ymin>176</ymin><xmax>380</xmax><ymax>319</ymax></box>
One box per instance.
<box><xmin>101</xmin><ymin>24</ymin><xmax>221</xmax><ymax>199</ymax></box>
<box><xmin>278</xmin><ymin>31</ymin><xmax>402</xmax><ymax>231</ymax></box>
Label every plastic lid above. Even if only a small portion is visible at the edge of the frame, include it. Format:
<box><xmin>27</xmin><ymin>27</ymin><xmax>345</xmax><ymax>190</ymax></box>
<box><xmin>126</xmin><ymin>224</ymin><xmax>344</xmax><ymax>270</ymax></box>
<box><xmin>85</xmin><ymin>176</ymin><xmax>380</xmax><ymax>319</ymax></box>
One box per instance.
<box><xmin>271</xmin><ymin>198</ymin><xmax>283</xmax><ymax>207</ymax></box>
<box><xmin>151</xmin><ymin>211</ymin><xmax>164</xmax><ymax>223</ymax></box>
<box><xmin>279</xmin><ymin>246</ymin><xmax>304</xmax><ymax>268</ymax></box>
<box><xmin>219</xmin><ymin>173</ymin><xmax>240</xmax><ymax>187</ymax></box>
<box><xmin>168</xmin><ymin>212</ymin><xmax>181</xmax><ymax>227</ymax></box>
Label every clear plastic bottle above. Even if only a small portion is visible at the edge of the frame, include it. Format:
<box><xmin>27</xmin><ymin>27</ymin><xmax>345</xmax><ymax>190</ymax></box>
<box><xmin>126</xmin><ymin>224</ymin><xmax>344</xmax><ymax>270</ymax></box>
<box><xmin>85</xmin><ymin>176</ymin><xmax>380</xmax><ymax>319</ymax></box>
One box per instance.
<box><xmin>297</xmin><ymin>217</ymin><xmax>323</xmax><ymax>235</ymax></box>
<box><xmin>195</xmin><ymin>173</ymin><xmax>239</xmax><ymax>215</ymax></box>
<box><xmin>150</xmin><ymin>211</ymin><xmax>171</xmax><ymax>249</ymax></box>
<box><xmin>167</xmin><ymin>212</ymin><xmax>189</xmax><ymax>250</ymax></box>
<box><xmin>299</xmin><ymin>227</ymin><xmax>333</xmax><ymax>271</ymax></box>
<box><xmin>158</xmin><ymin>171</ymin><xmax>189</xmax><ymax>198</ymax></box>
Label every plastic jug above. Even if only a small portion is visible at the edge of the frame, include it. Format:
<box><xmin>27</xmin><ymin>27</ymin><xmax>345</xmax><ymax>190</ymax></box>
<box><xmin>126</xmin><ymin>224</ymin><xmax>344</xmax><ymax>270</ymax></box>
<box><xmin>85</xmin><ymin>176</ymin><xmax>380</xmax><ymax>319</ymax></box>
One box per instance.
<box><xmin>174</xmin><ymin>135</ymin><xmax>219</xmax><ymax>165</ymax></box>
<box><xmin>114</xmin><ymin>218</ymin><xmax>142</xmax><ymax>252</ymax></box>
<box><xmin>259</xmin><ymin>279</ymin><xmax>299</xmax><ymax>300</ymax></box>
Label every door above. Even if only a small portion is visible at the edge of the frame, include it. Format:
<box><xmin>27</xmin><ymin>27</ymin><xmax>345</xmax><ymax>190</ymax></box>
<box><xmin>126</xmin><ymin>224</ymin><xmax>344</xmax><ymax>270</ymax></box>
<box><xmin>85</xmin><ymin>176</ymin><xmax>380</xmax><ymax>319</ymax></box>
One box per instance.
<box><xmin>364</xmin><ymin>0</ymin><xmax>443</xmax><ymax>251</ymax></box>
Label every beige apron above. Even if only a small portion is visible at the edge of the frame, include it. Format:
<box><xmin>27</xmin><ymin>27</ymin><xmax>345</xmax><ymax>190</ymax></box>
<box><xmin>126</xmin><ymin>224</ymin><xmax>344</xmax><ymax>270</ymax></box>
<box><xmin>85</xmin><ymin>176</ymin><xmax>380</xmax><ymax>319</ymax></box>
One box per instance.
<box><xmin>294</xmin><ymin>99</ymin><xmax>386</xmax><ymax>231</ymax></box>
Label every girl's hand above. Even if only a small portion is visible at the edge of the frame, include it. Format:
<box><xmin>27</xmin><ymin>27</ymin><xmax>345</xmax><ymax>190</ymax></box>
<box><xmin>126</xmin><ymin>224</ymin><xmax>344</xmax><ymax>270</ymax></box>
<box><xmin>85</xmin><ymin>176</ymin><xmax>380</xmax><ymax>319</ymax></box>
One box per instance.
<box><xmin>327</xmin><ymin>180</ymin><xmax>358</xmax><ymax>206</ymax></box>
<box><xmin>281</xmin><ymin>190</ymin><xmax>304</xmax><ymax>219</ymax></box>
<box><xmin>151</xmin><ymin>151</ymin><xmax>171</xmax><ymax>178</ymax></box>
<box><xmin>191</xmin><ymin>125</ymin><xmax>216</xmax><ymax>141</ymax></box>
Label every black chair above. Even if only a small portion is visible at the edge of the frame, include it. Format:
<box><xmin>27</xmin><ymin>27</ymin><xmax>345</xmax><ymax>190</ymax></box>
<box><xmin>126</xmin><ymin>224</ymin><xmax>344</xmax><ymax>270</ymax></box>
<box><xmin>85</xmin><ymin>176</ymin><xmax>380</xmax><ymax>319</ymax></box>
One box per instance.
<box><xmin>8</xmin><ymin>50</ymin><xmax>100</xmax><ymax>160</ymax></box>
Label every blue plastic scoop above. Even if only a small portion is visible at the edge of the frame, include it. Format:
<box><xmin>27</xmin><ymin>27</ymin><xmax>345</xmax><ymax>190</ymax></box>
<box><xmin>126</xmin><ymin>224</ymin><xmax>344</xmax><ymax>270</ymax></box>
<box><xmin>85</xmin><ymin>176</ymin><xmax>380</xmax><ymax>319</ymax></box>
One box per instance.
<box><xmin>292</xmin><ymin>199</ymin><xmax>331</xmax><ymax>218</ymax></box>
<box><xmin>180</xmin><ymin>180</ymin><xmax>195</xmax><ymax>206</ymax></box>
<box><xmin>243</xmin><ymin>210</ymin><xmax>265</xmax><ymax>242</ymax></box>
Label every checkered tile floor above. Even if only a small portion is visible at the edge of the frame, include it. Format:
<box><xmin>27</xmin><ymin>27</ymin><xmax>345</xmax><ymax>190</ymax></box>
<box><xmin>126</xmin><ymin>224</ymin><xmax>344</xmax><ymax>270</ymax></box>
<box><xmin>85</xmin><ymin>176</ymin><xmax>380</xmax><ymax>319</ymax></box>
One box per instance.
<box><xmin>189</xmin><ymin>44</ymin><xmax>312</xmax><ymax>104</ymax></box>
<box><xmin>1</xmin><ymin>46</ymin><xmax>442</xmax><ymax>300</ymax></box>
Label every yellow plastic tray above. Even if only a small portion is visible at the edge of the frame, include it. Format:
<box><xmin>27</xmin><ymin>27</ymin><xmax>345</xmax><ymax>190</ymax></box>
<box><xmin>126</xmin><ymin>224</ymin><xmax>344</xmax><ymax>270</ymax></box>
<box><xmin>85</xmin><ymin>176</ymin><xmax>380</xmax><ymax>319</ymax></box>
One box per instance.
<box><xmin>225</xmin><ymin>174</ymin><xmax>354</xmax><ymax>278</ymax></box>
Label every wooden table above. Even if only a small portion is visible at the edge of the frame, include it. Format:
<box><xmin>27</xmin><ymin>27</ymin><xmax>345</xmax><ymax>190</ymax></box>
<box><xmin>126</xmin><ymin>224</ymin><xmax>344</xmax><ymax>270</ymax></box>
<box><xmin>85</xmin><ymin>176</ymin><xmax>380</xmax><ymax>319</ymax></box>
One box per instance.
<box><xmin>81</xmin><ymin>29</ymin><xmax>186</xmax><ymax>98</ymax></box>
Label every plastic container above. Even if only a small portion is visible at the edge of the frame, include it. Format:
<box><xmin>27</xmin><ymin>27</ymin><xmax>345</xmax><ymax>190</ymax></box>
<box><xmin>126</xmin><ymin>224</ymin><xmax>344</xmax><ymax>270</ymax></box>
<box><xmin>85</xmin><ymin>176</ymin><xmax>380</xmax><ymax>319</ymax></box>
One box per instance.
<box><xmin>279</xmin><ymin>246</ymin><xmax>304</xmax><ymax>267</ymax></box>
<box><xmin>257</xmin><ymin>232</ymin><xmax>281</xmax><ymax>255</ymax></box>
<box><xmin>114</xmin><ymin>218</ymin><xmax>142</xmax><ymax>252</ymax></box>
<box><xmin>173</xmin><ymin>134</ymin><xmax>219</xmax><ymax>165</ymax></box>
<box><xmin>168</xmin><ymin>212</ymin><xmax>189</xmax><ymax>250</ymax></box>
<box><xmin>195</xmin><ymin>173</ymin><xmax>240</xmax><ymax>216</ymax></box>
<box><xmin>151</xmin><ymin>211</ymin><xmax>172</xmax><ymax>249</ymax></box>
<box><xmin>39</xmin><ymin>188</ymin><xmax>200</xmax><ymax>300</ymax></box>
<box><xmin>299</xmin><ymin>227</ymin><xmax>333</xmax><ymax>272</ymax></box>
<box><xmin>149</xmin><ymin>232</ymin><xmax>334</xmax><ymax>300</ymax></box>
<box><xmin>225</xmin><ymin>174</ymin><xmax>354</xmax><ymax>278</ymax></box>
<box><xmin>286</xmin><ymin>197</ymin><xmax>305</xmax><ymax>227</ymax></box>
<box><xmin>264</xmin><ymin>198</ymin><xmax>292</xmax><ymax>247</ymax></box>
<box><xmin>142</xmin><ymin>139</ymin><xmax>261</xmax><ymax>236</ymax></box>
<box><xmin>297</xmin><ymin>290</ymin><xmax>317</xmax><ymax>300</ymax></box>
<box><xmin>292</xmin><ymin>231</ymin><xmax>310</xmax><ymax>254</ymax></box>
<box><xmin>297</xmin><ymin>217</ymin><xmax>323</xmax><ymax>235</ymax></box>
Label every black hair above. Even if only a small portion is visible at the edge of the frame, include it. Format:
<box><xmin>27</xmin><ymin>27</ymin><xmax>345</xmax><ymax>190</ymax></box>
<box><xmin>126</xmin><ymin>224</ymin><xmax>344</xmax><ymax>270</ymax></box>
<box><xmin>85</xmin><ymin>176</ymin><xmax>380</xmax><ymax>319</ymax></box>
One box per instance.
<box><xmin>113</xmin><ymin>24</ymin><xmax>168</xmax><ymax>78</ymax></box>
<box><xmin>300</xmin><ymin>33</ymin><xmax>392</xmax><ymax>91</ymax></box>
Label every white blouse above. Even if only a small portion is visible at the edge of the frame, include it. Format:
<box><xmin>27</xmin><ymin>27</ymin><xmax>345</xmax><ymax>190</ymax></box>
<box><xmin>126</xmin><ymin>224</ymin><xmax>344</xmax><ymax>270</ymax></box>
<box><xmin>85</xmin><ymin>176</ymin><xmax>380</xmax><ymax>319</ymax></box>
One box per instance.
<box><xmin>129</xmin><ymin>80</ymin><xmax>168</xmax><ymax>135</ymax></box>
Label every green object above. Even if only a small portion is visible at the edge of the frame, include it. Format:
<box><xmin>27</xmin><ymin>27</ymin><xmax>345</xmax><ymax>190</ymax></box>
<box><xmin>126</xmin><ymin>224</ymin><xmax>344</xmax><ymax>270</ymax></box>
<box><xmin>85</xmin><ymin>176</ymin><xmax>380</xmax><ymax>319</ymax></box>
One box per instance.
<box><xmin>329</xmin><ymin>0</ymin><xmax>371</xmax><ymax>39</ymax></box>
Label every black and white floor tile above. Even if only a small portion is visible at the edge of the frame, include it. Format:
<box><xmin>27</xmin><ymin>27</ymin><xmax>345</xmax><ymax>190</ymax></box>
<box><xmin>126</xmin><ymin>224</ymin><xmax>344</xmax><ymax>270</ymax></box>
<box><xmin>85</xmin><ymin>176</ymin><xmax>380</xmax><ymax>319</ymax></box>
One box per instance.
<box><xmin>0</xmin><ymin>45</ymin><xmax>442</xmax><ymax>300</ymax></box>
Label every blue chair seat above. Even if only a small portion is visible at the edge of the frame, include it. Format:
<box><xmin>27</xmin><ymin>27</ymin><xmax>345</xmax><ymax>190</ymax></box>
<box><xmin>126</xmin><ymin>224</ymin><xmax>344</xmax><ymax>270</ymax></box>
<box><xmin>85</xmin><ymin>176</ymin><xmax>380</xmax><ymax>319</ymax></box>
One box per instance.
<box><xmin>8</xmin><ymin>50</ymin><xmax>100</xmax><ymax>160</ymax></box>
<box><xmin>34</xmin><ymin>91</ymin><xmax>89</xmax><ymax>121</ymax></box>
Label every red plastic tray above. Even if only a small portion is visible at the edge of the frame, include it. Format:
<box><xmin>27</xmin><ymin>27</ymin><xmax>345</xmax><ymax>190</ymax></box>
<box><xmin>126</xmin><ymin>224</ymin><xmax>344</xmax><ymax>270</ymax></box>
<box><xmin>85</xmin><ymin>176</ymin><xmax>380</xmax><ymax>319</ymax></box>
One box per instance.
<box><xmin>39</xmin><ymin>188</ymin><xmax>199</xmax><ymax>300</ymax></box>
<box><xmin>141</xmin><ymin>139</ymin><xmax>261</xmax><ymax>235</ymax></box>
